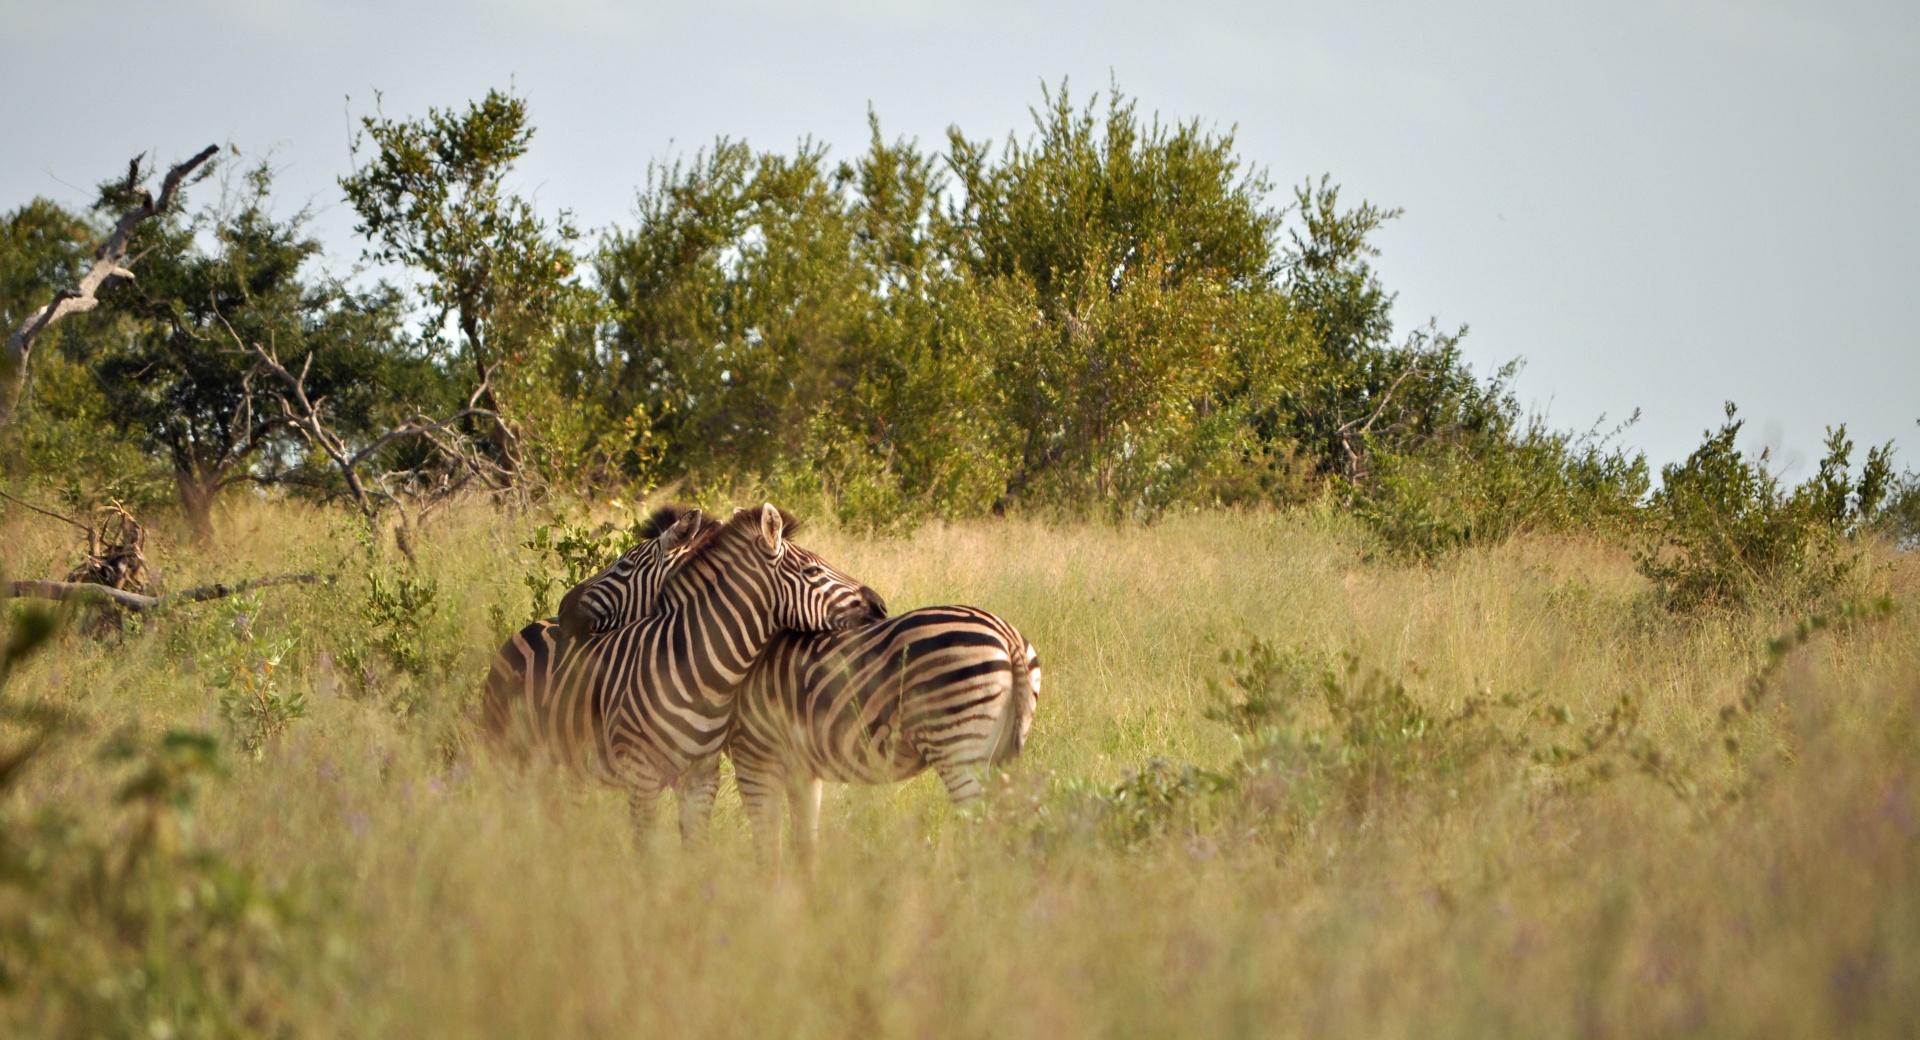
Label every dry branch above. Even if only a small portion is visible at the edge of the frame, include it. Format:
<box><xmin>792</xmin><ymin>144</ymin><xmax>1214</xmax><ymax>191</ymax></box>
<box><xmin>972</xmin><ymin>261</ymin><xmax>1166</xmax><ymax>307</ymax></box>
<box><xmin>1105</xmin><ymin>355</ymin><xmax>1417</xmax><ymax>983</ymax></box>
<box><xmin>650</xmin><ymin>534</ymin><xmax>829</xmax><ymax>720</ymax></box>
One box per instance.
<box><xmin>1</xmin><ymin>144</ymin><xmax>219</xmax><ymax>427</ymax></box>
<box><xmin>1335</xmin><ymin>340</ymin><xmax>1429</xmax><ymax>482</ymax></box>
<box><xmin>0</xmin><ymin>489</ymin><xmax>87</xmax><ymax>532</ymax></box>
<box><xmin>4</xmin><ymin>573</ymin><xmax>326</xmax><ymax>613</ymax></box>
<box><xmin>216</xmin><ymin>314</ymin><xmax>503</xmax><ymax>559</ymax></box>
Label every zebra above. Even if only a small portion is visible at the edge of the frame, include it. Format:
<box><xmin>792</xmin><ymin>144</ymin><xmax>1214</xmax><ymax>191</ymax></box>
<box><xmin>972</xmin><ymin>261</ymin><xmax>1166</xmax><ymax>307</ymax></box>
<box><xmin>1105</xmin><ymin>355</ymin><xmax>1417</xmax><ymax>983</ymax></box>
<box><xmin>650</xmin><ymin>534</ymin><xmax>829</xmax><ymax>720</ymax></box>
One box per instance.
<box><xmin>480</xmin><ymin>503</ymin><xmax>887</xmax><ymax>840</ymax></box>
<box><xmin>724</xmin><ymin>606</ymin><xmax>1039</xmax><ymax>866</ymax></box>
<box><xmin>555</xmin><ymin>504</ymin><xmax>1041</xmax><ymax>868</ymax></box>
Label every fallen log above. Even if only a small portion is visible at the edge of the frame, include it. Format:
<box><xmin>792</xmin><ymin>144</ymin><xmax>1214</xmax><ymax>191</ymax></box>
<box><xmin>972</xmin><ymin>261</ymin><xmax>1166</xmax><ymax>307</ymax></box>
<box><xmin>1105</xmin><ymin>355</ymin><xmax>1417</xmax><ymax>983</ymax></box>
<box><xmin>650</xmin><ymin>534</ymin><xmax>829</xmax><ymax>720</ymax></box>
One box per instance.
<box><xmin>4</xmin><ymin>573</ymin><xmax>328</xmax><ymax>612</ymax></box>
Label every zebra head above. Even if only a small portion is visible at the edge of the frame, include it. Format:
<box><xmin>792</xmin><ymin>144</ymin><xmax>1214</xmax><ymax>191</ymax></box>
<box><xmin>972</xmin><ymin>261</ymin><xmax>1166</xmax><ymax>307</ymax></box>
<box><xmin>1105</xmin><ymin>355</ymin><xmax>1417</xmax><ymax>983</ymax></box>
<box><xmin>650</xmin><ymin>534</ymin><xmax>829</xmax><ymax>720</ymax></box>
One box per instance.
<box><xmin>747</xmin><ymin>503</ymin><xmax>887</xmax><ymax>632</ymax></box>
<box><xmin>556</xmin><ymin>506</ymin><xmax>713</xmax><ymax>641</ymax></box>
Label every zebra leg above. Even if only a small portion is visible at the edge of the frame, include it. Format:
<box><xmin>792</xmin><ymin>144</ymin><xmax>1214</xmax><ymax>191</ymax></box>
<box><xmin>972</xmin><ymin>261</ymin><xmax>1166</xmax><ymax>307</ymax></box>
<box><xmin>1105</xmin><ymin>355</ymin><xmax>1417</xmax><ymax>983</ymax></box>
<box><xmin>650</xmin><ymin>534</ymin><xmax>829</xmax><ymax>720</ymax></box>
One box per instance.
<box><xmin>624</xmin><ymin>772</ymin><xmax>668</xmax><ymax>845</ymax></box>
<box><xmin>675</xmin><ymin>756</ymin><xmax>722</xmax><ymax>847</ymax></box>
<box><xmin>786</xmin><ymin>777</ymin><xmax>823</xmax><ymax>872</ymax></box>
<box><xmin>932</xmin><ymin>759</ymin><xmax>990</xmax><ymax>805</ymax></box>
<box><xmin>732</xmin><ymin>752</ymin><xmax>787</xmax><ymax>871</ymax></box>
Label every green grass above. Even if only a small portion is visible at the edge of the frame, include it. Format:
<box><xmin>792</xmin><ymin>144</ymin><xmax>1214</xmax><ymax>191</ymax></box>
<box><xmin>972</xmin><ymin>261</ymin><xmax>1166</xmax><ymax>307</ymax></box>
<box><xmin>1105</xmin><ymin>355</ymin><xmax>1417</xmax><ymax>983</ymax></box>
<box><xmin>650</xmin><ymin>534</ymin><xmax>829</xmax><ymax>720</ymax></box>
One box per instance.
<box><xmin>2</xmin><ymin>500</ymin><xmax>1916</xmax><ymax>1037</ymax></box>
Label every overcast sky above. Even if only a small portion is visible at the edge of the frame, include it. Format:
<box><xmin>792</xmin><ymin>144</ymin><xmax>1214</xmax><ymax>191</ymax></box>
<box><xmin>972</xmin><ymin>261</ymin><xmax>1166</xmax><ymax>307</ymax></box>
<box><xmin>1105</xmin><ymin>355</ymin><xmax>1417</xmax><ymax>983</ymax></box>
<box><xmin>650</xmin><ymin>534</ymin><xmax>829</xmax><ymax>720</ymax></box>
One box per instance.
<box><xmin>4</xmin><ymin>0</ymin><xmax>1914</xmax><ymax>473</ymax></box>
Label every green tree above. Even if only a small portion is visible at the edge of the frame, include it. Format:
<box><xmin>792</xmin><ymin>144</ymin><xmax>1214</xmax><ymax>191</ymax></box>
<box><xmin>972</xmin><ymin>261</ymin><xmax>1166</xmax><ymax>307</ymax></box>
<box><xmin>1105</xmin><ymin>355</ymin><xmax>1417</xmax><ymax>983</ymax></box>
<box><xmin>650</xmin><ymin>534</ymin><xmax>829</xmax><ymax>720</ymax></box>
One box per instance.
<box><xmin>88</xmin><ymin>166</ymin><xmax>415</xmax><ymax>541</ymax></box>
<box><xmin>1639</xmin><ymin>406</ymin><xmax>1888</xmax><ymax>613</ymax></box>
<box><xmin>790</xmin><ymin>118</ymin><xmax>1017</xmax><ymax>525</ymax></box>
<box><xmin>341</xmin><ymin>89</ymin><xmax>602</xmax><ymax>486</ymax></box>
<box><xmin>600</xmin><ymin>139</ymin><xmax>869</xmax><ymax>480</ymax></box>
<box><xmin>1273</xmin><ymin>179</ymin><xmax>1504</xmax><ymax>481</ymax></box>
<box><xmin>943</xmin><ymin>82</ymin><xmax>1289</xmax><ymax>511</ymax></box>
<box><xmin>0</xmin><ymin>200</ymin><xmax>161</xmax><ymax>503</ymax></box>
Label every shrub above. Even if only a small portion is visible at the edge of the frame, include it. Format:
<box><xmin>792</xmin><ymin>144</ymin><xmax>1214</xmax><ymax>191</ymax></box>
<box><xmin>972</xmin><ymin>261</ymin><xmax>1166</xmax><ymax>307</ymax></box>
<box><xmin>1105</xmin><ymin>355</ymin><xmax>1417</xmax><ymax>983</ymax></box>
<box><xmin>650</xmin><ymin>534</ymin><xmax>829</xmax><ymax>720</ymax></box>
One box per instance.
<box><xmin>338</xmin><ymin>524</ymin><xmax>459</xmax><ymax>719</ymax></box>
<box><xmin>0</xmin><ymin>606</ymin><xmax>322</xmax><ymax>1036</ymax></box>
<box><xmin>204</xmin><ymin>597</ymin><xmax>307</xmax><ymax>759</ymax></box>
<box><xmin>1639</xmin><ymin>406</ymin><xmax>1890</xmax><ymax>614</ymax></box>
<box><xmin>1351</xmin><ymin>399</ymin><xmax>1648</xmax><ymax>560</ymax></box>
<box><xmin>1089</xmin><ymin>641</ymin><xmax>1555</xmax><ymax>846</ymax></box>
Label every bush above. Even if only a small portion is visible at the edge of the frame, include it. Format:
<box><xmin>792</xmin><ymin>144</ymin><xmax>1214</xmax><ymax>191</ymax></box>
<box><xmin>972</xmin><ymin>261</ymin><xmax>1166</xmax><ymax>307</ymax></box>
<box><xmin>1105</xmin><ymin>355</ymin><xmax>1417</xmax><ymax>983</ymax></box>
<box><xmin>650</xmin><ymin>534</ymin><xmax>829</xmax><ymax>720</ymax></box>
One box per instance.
<box><xmin>1639</xmin><ymin>406</ymin><xmax>1890</xmax><ymax>614</ymax></box>
<box><xmin>0</xmin><ymin>606</ymin><xmax>324</xmax><ymax>1037</ymax></box>
<box><xmin>1087</xmin><ymin>641</ymin><xmax>1557</xmax><ymax>847</ymax></box>
<box><xmin>1353</xmin><ymin>414</ymin><xmax>1648</xmax><ymax>559</ymax></box>
<box><xmin>205</xmin><ymin>597</ymin><xmax>307</xmax><ymax>759</ymax></box>
<box><xmin>1093</xmin><ymin>601</ymin><xmax>1900</xmax><ymax>849</ymax></box>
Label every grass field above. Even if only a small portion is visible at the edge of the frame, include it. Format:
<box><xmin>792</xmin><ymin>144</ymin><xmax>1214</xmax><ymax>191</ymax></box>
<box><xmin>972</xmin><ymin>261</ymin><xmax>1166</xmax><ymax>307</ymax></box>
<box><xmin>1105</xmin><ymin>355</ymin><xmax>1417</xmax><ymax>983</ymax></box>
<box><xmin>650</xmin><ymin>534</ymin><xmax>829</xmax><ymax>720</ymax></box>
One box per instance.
<box><xmin>3</xmin><ymin>499</ymin><xmax>1917</xmax><ymax>1037</ymax></box>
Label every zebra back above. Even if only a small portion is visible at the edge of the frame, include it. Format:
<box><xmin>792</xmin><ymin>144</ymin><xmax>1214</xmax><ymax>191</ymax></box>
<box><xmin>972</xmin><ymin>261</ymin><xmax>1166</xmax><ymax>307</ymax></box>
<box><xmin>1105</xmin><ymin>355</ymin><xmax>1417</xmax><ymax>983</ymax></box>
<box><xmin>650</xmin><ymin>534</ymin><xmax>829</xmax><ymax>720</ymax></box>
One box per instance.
<box><xmin>728</xmin><ymin>604</ymin><xmax>1041</xmax><ymax>798</ymax></box>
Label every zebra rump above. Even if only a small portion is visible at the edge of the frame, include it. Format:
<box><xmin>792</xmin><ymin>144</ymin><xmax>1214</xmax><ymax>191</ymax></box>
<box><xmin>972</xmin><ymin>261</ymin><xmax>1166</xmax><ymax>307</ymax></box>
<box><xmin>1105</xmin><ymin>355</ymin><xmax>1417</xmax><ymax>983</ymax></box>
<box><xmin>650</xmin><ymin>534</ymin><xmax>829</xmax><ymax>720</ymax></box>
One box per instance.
<box><xmin>725</xmin><ymin>604</ymin><xmax>1041</xmax><ymax>860</ymax></box>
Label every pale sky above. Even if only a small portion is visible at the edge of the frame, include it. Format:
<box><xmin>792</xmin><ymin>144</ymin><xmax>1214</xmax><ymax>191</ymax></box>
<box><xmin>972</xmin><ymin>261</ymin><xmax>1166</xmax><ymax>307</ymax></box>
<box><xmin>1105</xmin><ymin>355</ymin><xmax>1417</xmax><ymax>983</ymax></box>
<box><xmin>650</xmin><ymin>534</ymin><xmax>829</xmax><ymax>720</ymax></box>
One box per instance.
<box><xmin>3</xmin><ymin>0</ymin><xmax>1914</xmax><ymax>474</ymax></box>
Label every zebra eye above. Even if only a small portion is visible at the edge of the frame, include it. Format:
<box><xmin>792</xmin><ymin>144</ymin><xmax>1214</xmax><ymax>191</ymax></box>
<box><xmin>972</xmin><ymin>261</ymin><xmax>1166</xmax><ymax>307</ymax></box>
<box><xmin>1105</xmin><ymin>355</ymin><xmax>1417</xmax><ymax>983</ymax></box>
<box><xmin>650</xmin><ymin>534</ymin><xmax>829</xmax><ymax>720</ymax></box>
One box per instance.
<box><xmin>802</xmin><ymin>564</ymin><xmax>824</xmax><ymax>579</ymax></box>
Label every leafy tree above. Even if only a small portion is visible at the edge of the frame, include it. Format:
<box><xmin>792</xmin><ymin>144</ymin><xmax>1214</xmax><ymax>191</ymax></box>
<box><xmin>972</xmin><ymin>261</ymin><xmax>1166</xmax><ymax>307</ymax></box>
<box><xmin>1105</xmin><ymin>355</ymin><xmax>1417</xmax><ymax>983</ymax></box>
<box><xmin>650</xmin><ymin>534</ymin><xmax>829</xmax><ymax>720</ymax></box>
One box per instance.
<box><xmin>0</xmin><ymin>200</ymin><xmax>162</xmax><ymax>504</ymax></box>
<box><xmin>1272</xmin><ymin>179</ymin><xmax>1506</xmax><ymax>481</ymax></box>
<box><xmin>944</xmin><ymin>82</ymin><xmax>1288</xmax><ymax>510</ymax></box>
<box><xmin>0</xmin><ymin>200</ymin><xmax>92</xmax><ymax>334</ymax></box>
<box><xmin>602</xmin><ymin>140</ymin><xmax>865</xmax><ymax>475</ymax></box>
<box><xmin>341</xmin><ymin>89</ymin><xmax>601</xmax><ymax>485</ymax></box>
<box><xmin>88</xmin><ymin>166</ymin><xmax>414</xmax><ymax>541</ymax></box>
<box><xmin>786</xmin><ymin>119</ymin><xmax>1017</xmax><ymax>525</ymax></box>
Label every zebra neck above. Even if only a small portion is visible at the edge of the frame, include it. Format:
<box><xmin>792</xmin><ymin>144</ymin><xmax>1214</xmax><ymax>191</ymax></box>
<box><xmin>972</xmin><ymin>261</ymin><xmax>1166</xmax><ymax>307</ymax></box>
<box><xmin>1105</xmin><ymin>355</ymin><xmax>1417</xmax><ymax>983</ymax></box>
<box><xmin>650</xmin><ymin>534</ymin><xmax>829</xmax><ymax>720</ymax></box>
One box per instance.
<box><xmin>661</xmin><ymin>537</ymin><xmax>777</xmax><ymax>652</ymax></box>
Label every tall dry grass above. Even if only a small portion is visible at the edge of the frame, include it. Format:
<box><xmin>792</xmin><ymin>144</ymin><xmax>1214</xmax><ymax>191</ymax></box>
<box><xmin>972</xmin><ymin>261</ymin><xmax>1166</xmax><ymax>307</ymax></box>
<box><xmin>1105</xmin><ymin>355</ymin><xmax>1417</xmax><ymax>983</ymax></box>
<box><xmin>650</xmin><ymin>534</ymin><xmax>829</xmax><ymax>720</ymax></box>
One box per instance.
<box><xmin>1</xmin><ymin>497</ymin><xmax>1915</xmax><ymax>1037</ymax></box>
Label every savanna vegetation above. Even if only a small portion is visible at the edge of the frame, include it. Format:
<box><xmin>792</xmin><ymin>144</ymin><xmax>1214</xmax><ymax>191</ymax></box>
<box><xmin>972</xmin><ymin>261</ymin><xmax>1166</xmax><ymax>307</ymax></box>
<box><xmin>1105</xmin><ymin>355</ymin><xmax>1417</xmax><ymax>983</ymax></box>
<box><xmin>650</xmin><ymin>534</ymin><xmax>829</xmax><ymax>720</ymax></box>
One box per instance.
<box><xmin>2</xmin><ymin>82</ymin><xmax>1917</xmax><ymax>1037</ymax></box>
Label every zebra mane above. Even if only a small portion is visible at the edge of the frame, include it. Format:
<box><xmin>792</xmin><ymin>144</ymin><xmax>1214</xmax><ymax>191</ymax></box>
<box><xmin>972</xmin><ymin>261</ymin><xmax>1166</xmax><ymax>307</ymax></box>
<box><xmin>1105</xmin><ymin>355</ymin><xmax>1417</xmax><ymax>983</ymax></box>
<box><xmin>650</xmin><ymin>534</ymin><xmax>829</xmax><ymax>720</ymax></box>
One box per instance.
<box><xmin>636</xmin><ymin>503</ymin><xmax>698</xmax><ymax>540</ymax></box>
<box><xmin>646</xmin><ymin>504</ymin><xmax>806</xmax><ymax>566</ymax></box>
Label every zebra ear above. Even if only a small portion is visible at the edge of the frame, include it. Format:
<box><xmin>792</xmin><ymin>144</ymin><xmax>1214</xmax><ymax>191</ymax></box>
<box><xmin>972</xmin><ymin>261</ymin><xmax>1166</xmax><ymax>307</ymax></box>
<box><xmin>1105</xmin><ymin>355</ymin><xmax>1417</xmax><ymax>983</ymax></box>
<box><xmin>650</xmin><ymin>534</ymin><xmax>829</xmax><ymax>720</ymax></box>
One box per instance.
<box><xmin>757</xmin><ymin>502</ymin><xmax>785</xmax><ymax>558</ymax></box>
<box><xmin>659</xmin><ymin>508</ymin><xmax>704</xmax><ymax>551</ymax></box>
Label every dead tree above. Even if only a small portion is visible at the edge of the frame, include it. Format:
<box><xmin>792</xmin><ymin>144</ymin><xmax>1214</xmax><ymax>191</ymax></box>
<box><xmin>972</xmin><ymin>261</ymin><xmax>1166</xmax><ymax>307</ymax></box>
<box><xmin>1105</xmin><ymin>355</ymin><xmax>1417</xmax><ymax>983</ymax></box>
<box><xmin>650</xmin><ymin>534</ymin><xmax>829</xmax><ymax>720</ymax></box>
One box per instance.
<box><xmin>4</xmin><ymin>573</ymin><xmax>326</xmax><ymax>613</ymax></box>
<box><xmin>64</xmin><ymin>502</ymin><xmax>149</xmax><ymax>593</ymax></box>
<box><xmin>1</xmin><ymin>145</ymin><xmax>219</xmax><ymax>428</ymax></box>
<box><xmin>0</xmin><ymin>493</ymin><xmax>152</xmax><ymax>596</ymax></box>
<box><xmin>0</xmin><ymin>492</ymin><xmax>324</xmax><ymax>631</ymax></box>
<box><xmin>220</xmin><ymin>317</ymin><xmax>508</xmax><ymax>560</ymax></box>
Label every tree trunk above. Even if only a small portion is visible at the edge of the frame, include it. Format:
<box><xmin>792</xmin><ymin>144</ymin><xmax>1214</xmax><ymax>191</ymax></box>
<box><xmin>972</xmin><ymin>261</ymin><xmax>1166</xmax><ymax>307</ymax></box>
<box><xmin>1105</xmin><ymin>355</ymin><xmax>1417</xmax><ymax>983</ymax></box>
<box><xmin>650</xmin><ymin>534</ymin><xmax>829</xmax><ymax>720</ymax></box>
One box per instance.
<box><xmin>458</xmin><ymin>305</ymin><xmax>518</xmax><ymax>479</ymax></box>
<box><xmin>176</xmin><ymin>470</ymin><xmax>218</xmax><ymax>545</ymax></box>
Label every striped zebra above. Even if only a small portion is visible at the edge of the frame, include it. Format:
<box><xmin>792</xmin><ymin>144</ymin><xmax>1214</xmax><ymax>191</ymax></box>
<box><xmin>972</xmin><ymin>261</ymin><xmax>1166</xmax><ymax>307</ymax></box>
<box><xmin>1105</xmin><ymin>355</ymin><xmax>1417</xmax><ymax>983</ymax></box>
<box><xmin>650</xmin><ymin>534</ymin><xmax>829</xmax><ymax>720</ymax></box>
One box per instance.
<box><xmin>481</xmin><ymin>503</ymin><xmax>886</xmax><ymax>840</ymax></box>
<box><xmin>727</xmin><ymin>606</ymin><xmax>1040</xmax><ymax>866</ymax></box>
<box><xmin>557</xmin><ymin>504</ymin><xmax>1040</xmax><ymax>866</ymax></box>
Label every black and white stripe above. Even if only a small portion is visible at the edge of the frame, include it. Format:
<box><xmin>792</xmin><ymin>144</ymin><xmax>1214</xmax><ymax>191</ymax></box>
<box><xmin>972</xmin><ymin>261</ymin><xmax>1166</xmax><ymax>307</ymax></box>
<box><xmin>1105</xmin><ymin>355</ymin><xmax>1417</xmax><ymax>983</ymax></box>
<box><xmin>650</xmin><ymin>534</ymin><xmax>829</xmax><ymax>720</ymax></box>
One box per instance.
<box><xmin>481</xmin><ymin>504</ymin><xmax>886</xmax><ymax>839</ymax></box>
<box><xmin>725</xmin><ymin>606</ymin><xmax>1040</xmax><ymax>864</ymax></box>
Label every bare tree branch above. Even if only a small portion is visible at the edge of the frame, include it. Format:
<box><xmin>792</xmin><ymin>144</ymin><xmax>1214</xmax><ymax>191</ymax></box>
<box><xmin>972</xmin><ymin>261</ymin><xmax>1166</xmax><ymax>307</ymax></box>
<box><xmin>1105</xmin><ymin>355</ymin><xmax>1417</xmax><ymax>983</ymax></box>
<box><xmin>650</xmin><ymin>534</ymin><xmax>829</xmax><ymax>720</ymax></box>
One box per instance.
<box><xmin>4</xmin><ymin>572</ymin><xmax>327</xmax><ymax>612</ymax></box>
<box><xmin>1335</xmin><ymin>341</ymin><xmax>1429</xmax><ymax>482</ymax></box>
<box><xmin>214</xmin><ymin>311</ymin><xmax>504</xmax><ymax>560</ymax></box>
<box><xmin>0</xmin><ymin>489</ymin><xmax>88</xmax><ymax>533</ymax></box>
<box><xmin>1</xmin><ymin>144</ymin><xmax>219</xmax><ymax>428</ymax></box>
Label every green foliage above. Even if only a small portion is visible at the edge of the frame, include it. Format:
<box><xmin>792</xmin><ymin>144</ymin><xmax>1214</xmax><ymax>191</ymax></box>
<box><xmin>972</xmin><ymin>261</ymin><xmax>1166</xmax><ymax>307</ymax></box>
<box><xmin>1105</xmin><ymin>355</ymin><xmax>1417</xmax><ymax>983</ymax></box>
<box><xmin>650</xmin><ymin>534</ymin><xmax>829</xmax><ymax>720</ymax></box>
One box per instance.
<box><xmin>82</xmin><ymin>163</ymin><xmax>423</xmax><ymax>539</ymax></box>
<box><xmin>1097</xmin><ymin>597</ymin><xmax>1902</xmax><ymax>850</ymax></box>
<box><xmin>942</xmin><ymin>83</ymin><xmax>1289</xmax><ymax>513</ymax></box>
<box><xmin>0</xmin><ymin>81</ymin><xmax>1888</xmax><ymax>559</ymax></box>
<box><xmin>204</xmin><ymin>598</ymin><xmax>307</xmax><ymax>759</ymax></box>
<box><xmin>362</xmin><ymin>567</ymin><xmax>442</xmax><ymax>679</ymax></box>
<box><xmin>1087</xmin><ymin>641</ymin><xmax>1549</xmax><ymax>846</ymax></box>
<box><xmin>337</xmin><ymin>525</ymin><xmax>455</xmax><ymax>718</ymax></box>
<box><xmin>518</xmin><ymin>512</ymin><xmax>644</xmax><ymax>619</ymax></box>
<box><xmin>1639</xmin><ymin>405</ymin><xmax>1888</xmax><ymax>614</ymax></box>
<box><xmin>0</xmin><ymin>198</ymin><xmax>91</xmax><ymax>324</ymax></box>
<box><xmin>1354</xmin><ymin>410</ymin><xmax>1649</xmax><ymax>559</ymax></box>
<box><xmin>1874</xmin><ymin>466</ymin><xmax>1920</xmax><ymax>549</ymax></box>
<box><xmin>0</xmin><ymin>603</ymin><xmax>320</xmax><ymax>1036</ymax></box>
<box><xmin>0</xmin><ymin>200</ymin><xmax>168</xmax><ymax>506</ymax></box>
<box><xmin>1096</xmin><ymin>758</ymin><xmax>1234</xmax><ymax>846</ymax></box>
<box><xmin>343</xmin><ymin>88</ymin><xmax>603</xmax><ymax>482</ymax></box>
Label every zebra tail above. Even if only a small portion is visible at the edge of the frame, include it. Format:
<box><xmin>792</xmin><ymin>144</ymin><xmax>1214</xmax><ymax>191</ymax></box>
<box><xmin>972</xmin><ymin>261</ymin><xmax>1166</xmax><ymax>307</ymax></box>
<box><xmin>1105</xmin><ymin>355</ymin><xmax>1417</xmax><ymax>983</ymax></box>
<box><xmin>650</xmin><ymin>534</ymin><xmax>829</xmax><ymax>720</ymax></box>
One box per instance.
<box><xmin>985</xmin><ymin>639</ymin><xmax>1037</xmax><ymax>768</ymax></box>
